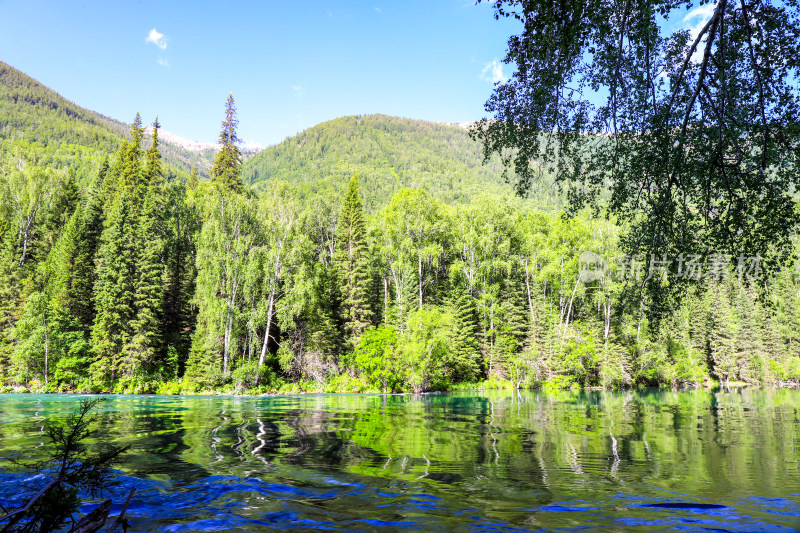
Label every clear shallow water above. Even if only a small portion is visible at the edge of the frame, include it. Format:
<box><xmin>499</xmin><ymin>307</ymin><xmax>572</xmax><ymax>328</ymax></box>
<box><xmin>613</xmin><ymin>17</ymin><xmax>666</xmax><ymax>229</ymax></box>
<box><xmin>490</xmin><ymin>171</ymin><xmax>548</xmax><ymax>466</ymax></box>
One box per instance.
<box><xmin>0</xmin><ymin>389</ymin><xmax>799</xmax><ymax>532</ymax></box>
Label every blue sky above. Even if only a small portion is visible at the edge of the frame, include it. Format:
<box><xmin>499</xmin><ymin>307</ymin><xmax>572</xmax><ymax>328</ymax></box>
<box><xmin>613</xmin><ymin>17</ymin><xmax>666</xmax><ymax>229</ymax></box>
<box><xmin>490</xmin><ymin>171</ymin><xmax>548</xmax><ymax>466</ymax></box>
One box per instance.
<box><xmin>0</xmin><ymin>1</ymin><xmax>521</xmax><ymax>148</ymax></box>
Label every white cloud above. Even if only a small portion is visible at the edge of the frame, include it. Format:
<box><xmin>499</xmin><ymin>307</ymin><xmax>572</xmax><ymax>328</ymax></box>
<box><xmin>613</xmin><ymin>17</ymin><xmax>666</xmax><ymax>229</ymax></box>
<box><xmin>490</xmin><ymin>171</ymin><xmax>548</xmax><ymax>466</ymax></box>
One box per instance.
<box><xmin>683</xmin><ymin>3</ymin><xmax>715</xmax><ymax>61</ymax></box>
<box><xmin>684</xmin><ymin>4</ymin><xmax>716</xmax><ymax>38</ymax></box>
<box><xmin>374</xmin><ymin>6</ymin><xmax>382</xmax><ymax>13</ymax></box>
<box><xmin>157</xmin><ymin>57</ymin><xmax>169</xmax><ymax>67</ymax></box>
<box><xmin>146</xmin><ymin>28</ymin><xmax>167</xmax><ymax>50</ymax></box>
<box><xmin>481</xmin><ymin>59</ymin><xmax>508</xmax><ymax>84</ymax></box>
<box><xmin>292</xmin><ymin>85</ymin><xmax>305</xmax><ymax>98</ymax></box>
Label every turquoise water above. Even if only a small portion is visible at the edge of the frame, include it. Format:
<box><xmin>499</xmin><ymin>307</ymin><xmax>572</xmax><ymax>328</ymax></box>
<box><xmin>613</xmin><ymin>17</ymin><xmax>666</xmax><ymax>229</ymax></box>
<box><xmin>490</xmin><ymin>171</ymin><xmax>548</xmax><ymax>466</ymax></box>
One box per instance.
<box><xmin>0</xmin><ymin>389</ymin><xmax>799</xmax><ymax>531</ymax></box>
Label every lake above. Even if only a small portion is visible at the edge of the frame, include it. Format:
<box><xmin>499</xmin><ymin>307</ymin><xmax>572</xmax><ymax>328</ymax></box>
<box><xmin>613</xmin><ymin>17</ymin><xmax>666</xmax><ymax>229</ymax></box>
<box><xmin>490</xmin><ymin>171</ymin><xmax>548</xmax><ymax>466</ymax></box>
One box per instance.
<box><xmin>0</xmin><ymin>389</ymin><xmax>798</xmax><ymax>531</ymax></box>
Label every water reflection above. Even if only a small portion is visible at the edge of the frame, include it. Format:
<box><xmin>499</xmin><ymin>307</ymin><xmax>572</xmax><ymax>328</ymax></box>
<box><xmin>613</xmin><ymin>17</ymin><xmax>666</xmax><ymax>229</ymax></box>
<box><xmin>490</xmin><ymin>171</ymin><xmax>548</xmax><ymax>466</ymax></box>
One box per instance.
<box><xmin>0</xmin><ymin>389</ymin><xmax>798</xmax><ymax>531</ymax></box>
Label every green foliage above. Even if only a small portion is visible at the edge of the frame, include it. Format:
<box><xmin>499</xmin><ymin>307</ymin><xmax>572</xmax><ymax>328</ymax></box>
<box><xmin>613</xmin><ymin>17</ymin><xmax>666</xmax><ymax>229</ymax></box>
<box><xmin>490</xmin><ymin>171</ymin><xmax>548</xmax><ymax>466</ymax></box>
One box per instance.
<box><xmin>210</xmin><ymin>94</ymin><xmax>242</xmax><ymax>192</ymax></box>
<box><xmin>2</xmin><ymin>398</ymin><xmax>127</xmax><ymax>533</ymax></box>
<box><xmin>351</xmin><ymin>325</ymin><xmax>402</xmax><ymax>393</ymax></box>
<box><xmin>474</xmin><ymin>1</ymin><xmax>800</xmax><ymax>293</ymax></box>
<box><xmin>1</xmin><ymin>63</ymin><xmax>799</xmax><ymax>394</ymax></box>
<box><xmin>0</xmin><ymin>61</ymin><xmax>215</xmax><ymax>180</ymax></box>
<box><xmin>335</xmin><ymin>177</ymin><xmax>373</xmax><ymax>347</ymax></box>
<box><xmin>397</xmin><ymin>307</ymin><xmax>453</xmax><ymax>393</ymax></box>
<box><xmin>232</xmin><ymin>360</ymin><xmax>277</xmax><ymax>392</ymax></box>
<box><xmin>243</xmin><ymin>114</ymin><xmax>562</xmax><ymax>212</ymax></box>
<box><xmin>448</xmin><ymin>288</ymin><xmax>483</xmax><ymax>382</ymax></box>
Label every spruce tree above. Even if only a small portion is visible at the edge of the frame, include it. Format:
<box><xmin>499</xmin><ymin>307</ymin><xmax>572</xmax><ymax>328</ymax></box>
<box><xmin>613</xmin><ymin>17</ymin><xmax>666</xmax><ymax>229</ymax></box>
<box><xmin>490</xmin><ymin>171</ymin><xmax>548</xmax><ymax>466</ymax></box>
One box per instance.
<box><xmin>500</xmin><ymin>276</ymin><xmax>529</xmax><ymax>349</ymax></box>
<box><xmin>188</xmin><ymin>165</ymin><xmax>199</xmax><ymax>190</ymax></box>
<box><xmin>334</xmin><ymin>176</ymin><xmax>372</xmax><ymax>348</ymax></box>
<box><xmin>524</xmin><ymin>280</ymin><xmax>548</xmax><ymax>372</ymax></box>
<box><xmin>49</xmin><ymin>207</ymin><xmax>83</xmax><ymax>321</ymax></box>
<box><xmin>127</xmin><ymin>122</ymin><xmax>166</xmax><ymax>374</ymax></box>
<box><xmin>733</xmin><ymin>282</ymin><xmax>764</xmax><ymax>383</ymax></box>
<box><xmin>184</xmin><ymin>315</ymin><xmax>216</xmax><ymax>384</ymax></box>
<box><xmin>162</xmin><ymin>181</ymin><xmax>197</xmax><ymax>378</ymax></box>
<box><xmin>126</xmin><ymin>187</ymin><xmax>164</xmax><ymax>373</ymax></box>
<box><xmin>145</xmin><ymin>118</ymin><xmax>164</xmax><ymax>187</ymax></box>
<box><xmin>448</xmin><ymin>285</ymin><xmax>482</xmax><ymax>381</ymax></box>
<box><xmin>307</xmin><ymin>263</ymin><xmax>342</xmax><ymax>359</ymax></box>
<box><xmin>0</xmin><ymin>220</ymin><xmax>22</xmax><ymax>378</ymax></box>
<box><xmin>120</xmin><ymin>114</ymin><xmax>145</xmax><ymax>195</ymax></box>
<box><xmin>31</xmin><ymin>210</ymin><xmax>93</xmax><ymax>388</ymax></box>
<box><xmin>708</xmin><ymin>280</ymin><xmax>739</xmax><ymax>384</ymax></box>
<box><xmin>210</xmin><ymin>94</ymin><xmax>242</xmax><ymax>192</ymax></box>
<box><xmin>43</xmin><ymin>170</ymin><xmax>79</xmax><ymax>253</ymax></box>
<box><xmin>70</xmin><ymin>184</ymin><xmax>105</xmax><ymax>332</ymax></box>
<box><xmin>90</xmin><ymin>191</ymin><xmax>136</xmax><ymax>389</ymax></box>
<box><xmin>772</xmin><ymin>269</ymin><xmax>800</xmax><ymax>362</ymax></box>
<box><xmin>89</xmin><ymin>117</ymin><xmax>147</xmax><ymax>388</ymax></box>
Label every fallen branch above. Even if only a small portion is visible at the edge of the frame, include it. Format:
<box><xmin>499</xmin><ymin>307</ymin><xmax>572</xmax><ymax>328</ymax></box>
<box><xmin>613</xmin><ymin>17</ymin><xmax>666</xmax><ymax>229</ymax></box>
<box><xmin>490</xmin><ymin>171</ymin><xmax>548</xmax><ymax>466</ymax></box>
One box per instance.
<box><xmin>69</xmin><ymin>499</ymin><xmax>111</xmax><ymax>533</ymax></box>
<box><xmin>106</xmin><ymin>488</ymin><xmax>136</xmax><ymax>532</ymax></box>
<box><xmin>0</xmin><ymin>477</ymin><xmax>60</xmax><ymax>531</ymax></box>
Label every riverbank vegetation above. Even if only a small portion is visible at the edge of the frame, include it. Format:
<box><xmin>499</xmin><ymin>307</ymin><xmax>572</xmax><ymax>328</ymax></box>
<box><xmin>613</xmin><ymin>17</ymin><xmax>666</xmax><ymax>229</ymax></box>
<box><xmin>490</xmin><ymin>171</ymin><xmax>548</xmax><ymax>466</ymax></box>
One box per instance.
<box><xmin>2</xmin><ymin>92</ymin><xmax>800</xmax><ymax>396</ymax></box>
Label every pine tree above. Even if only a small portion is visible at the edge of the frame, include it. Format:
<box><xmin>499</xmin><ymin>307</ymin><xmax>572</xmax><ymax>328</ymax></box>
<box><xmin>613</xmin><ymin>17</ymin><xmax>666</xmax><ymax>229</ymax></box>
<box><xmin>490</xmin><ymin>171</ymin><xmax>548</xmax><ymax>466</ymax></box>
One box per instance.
<box><xmin>145</xmin><ymin>118</ymin><xmax>164</xmax><ymax>187</ymax></box>
<box><xmin>89</xmin><ymin>117</ymin><xmax>148</xmax><ymax>388</ymax></box>
<box><xmin>334</xmin><ymin>177</ymin><xmax>373</xmax><ymax>348</ymax></box>
<box><xmin>120</xmin><ymin>114</ymin><xmax>145</xmax><ymax>195</ymax></box>
<box><xmin>70</xmin><ymin>184</ymin><xmax>105</xmax><ymax>333</ymax></box>
<box><xmin>90</xmin><ymin>191</ymin><xmax>136</xmax><ymax>389</ymax></box>
<box><xmin>210</xmin><ymin>94</ymin><xmax>242</xmax><ymax>192</ymax></box>
<box><xmin>162</xmin><ymin>181</ymin><xmax>197</xmax><ymax>378</ymax></box>
<box><xmin>188</xmin><ymin>165</ymin><xmax>199</xmax><ymax>190</ymax></box>
<box><xmin>126</xmin><ymin>119</ymin><xmax>170</xmax><ymax>375</ymax></box>
<box><xmin>733</xmin><ymin>282</ymin><xmax>764</xmax><ymax>383</ymax></box>
<box><xmin>708</xmin><ymin>280</ymin><xmax>739</xmax><ymax>384</ymax></box>
<box><xmin>126</xmin><ymin>195</ymin><xmax>165</xmax><ymax>373</ymax></box>
<box><xmin>448</xmin><ymin>285</ymin><xmax>482</xmax><ymax>381</ymax></box>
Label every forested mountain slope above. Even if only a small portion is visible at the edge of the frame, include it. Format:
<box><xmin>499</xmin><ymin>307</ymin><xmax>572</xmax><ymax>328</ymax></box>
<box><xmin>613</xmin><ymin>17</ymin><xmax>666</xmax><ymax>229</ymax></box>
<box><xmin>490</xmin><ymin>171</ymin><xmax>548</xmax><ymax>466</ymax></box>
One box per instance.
<box><xmin>2</xmin><ymin>62</ymin><xmax>547</xmax><ymax>209</ymax></box>
<box><xmin>243</xmin><ymin>114</ymin><xmax>562</xmax><ymax>211</ymax></box>
<box><xmin>0</xmin><ymin>61</ymin><xmax>217</xmax><ymax>179</ymax></box>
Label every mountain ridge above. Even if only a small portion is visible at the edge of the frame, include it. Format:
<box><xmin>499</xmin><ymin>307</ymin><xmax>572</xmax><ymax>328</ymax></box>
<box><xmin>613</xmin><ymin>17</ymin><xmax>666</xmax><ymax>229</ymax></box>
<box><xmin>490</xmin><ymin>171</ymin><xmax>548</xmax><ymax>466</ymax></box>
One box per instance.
<box><xmin>241</xmin><ymin>113</ymin><xmax>561</xmax><ymax>211</ymax></box>
<box><xmin>1</xmin><ymin>61</ymin><xmax>557</xmax><ymax>210</ymax></box>
<box><xmin>0</xmin><ymin>61</ymin><xmax>221</xmax><ymax>179</ymax></box>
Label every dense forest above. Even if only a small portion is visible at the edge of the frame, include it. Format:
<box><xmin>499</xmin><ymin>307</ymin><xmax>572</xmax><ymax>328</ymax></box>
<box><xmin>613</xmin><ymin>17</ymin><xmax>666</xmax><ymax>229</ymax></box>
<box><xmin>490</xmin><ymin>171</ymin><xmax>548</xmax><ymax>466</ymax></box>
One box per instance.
<box><xmin>2</xmin><ymin>64</ymin><xmax>800</xmax><ymax>395</ymax></box>
<box><xmin>243</xmin><ymin>114</ymin><xmax>565</xmax><ymax>212</ymax></box>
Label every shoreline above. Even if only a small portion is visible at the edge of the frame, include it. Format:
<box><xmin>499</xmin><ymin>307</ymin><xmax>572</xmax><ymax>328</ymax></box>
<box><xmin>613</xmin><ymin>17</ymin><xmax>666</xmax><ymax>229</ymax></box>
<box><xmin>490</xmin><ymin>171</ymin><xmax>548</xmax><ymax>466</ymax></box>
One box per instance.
<box><xmin>2</xmin><ymin>380</ymin><xmax>799</xmax><ymax>397</ymax></box>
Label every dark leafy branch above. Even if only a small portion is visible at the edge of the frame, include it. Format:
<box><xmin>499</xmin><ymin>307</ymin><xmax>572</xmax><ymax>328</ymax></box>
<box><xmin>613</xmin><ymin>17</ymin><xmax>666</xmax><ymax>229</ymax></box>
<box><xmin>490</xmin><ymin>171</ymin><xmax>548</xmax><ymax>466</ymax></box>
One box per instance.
<box><xmin>472</xmin><ymin>0</ymin><xmax>800</xmax><ymax>310</ymax></box>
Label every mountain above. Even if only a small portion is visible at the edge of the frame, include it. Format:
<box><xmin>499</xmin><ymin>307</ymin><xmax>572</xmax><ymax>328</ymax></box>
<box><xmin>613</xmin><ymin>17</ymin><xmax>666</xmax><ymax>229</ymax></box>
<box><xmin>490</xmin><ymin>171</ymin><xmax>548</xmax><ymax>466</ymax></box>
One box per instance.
<box><xmin>145</xmin><ymin>127</ymin><xmax>219</xmax><ymax>153</ymax></box>
<box><xmin>2</xmin><ymin>61</ymin><xmax>556</xmax><ymax>209</ymax></box>
<box><xmin>242</xmin><ymin>114</ymin><xmax>563</xmax><ymax>211</ymax></box>
<box><xmin>0</xmin><ymin>61</ymin><xmax>226</xmax><ymax>180</ymax></box>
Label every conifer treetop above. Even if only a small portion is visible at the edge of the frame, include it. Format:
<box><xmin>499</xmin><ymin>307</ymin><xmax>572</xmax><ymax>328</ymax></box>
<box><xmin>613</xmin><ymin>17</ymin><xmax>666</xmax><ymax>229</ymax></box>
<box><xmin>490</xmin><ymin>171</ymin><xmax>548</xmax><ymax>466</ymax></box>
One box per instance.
<box><xmin>211</xmin><ymin>94</ymin><xmax>243</xmax><ymax>192</ymax></box>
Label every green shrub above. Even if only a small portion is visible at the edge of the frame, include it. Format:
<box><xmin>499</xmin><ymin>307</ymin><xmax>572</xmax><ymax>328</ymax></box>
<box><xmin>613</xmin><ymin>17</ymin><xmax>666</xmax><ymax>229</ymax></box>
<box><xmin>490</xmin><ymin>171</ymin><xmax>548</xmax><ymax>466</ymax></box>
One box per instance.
<box><xmin>352</xmin><ymin>325</ymin><xmax>403</xmax><ymax>393</ymax></box>
<box><xmin>542</xmin><ymin>375</ymin><xmax>577</xmax><ymax>392</ymax></box>
<box><xmin>323</xmin><ymin>373</ymin><xmax>372</xmax><ymax>393</ymax></box>
<box><xmin>232</xmin><ymin>361</ymin><xmax>277</xmax><ymax>391</ymax></box>
<box><xmin>395</xmin><ymin>307</ymin><xmax>452</xmax><ymax>393</ymax></box>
